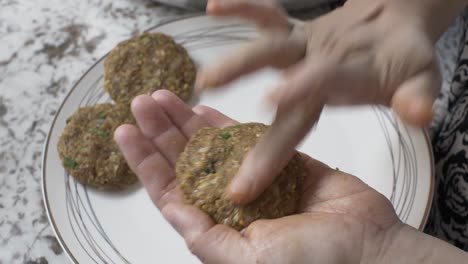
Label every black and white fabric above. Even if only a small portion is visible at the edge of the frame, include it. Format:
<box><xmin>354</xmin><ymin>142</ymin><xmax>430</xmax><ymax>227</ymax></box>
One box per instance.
<box><xmin>425</xmin><ymin>10</ymin><xmax>468</xmax><ymax>251</ymax></box>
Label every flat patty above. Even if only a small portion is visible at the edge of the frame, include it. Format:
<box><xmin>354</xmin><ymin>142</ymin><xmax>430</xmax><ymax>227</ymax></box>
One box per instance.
<box><xmin>57</xmin><ymin>103</ymin><xmax>137</xmax><ymax>189</ymax></box>
<box><xmin>176</xmin><ymin>123</ymin><xmax>305</xmax><ymax>230</ymax></box>
<box><xmin>104</xmin><ymin>32</ymin><xmax>196</xmax><ymax>105</ymax></box>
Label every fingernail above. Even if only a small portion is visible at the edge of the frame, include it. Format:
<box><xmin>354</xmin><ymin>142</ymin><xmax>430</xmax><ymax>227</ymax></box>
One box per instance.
<box><xmin>207</xmin><ymin>0</ymin><xmax>224</xmax><ymax>12</ymax></box>
<box><xmin>411</xmin><ymin>99</ymin><xmax>433</xmax><ymax>126</ymax></box>
<box><xmin>194</xmin><ymin>73</ymin><xmax>206</xmax><ymax>93</ymax></box>
<box><xmin>265</xmin><ymin>89</ymin><xmax>281</xmax><ymax>105</ymax></box>
<box><xmin>260</xmin><ymin>95</ymin><xmax>277</xmax><ymax>115</ymax></box>
<box><xmin>210</xmin><ymin>0</ymin><xmax>226</xmax><ymax>6</ymax></box>
<box><xmin>195</xmin><ymin>71</ymin><xmax>220</xmax><ymax>93</ymax></box>
<box><xmin>226</xmin><ymin>174</ymin><xmax>252</xmax><ymax>204</ymax></box>
<box><xmin>240</xmin><ymin>228</ymin><xmax>247</xmax><ymax>237</ymax></box>
<box><xmin>206</xmin><ymin>1</ymin><xmax>215</xmax><ymax>12</ymax></box>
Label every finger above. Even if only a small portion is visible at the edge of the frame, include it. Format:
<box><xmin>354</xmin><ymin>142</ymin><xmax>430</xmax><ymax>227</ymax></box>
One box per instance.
<box><xmin>207</xmin><ymin>0</ymin><xmax>289</xmax><ymax>30</ymax></box>
<box><xmin>195</xmin><ymin>33</ymin><xmax>306</xmax><ymax>92</ymax></box>
<box><xmin>227</xmin><ymin>100</ymin><xmax>324</xmax><ymax>204</ymax></box>
<box><xmin>114</xmin><ymin>125</ymin><xmax>183</xmax><ymax>208</ymax></box>
<box><xmin>265</xmin><ymin>59</ymin><xmax>309</xmax><ymax>104</ymax></box>
<box><xmin>152</xmin><ymin>90</ymin><xmax>210</xmax><ymax>137</ymax></box>
<box><xmin>162</xmin><ymin>203</ymin><xmax>255</xmax><ymax>264</ymax></box>
<box><xmin>391</xmin><ymin>67</ymin><xmax>440</xmax><ymax>127</ymax></box>
<box><xmin>329</xmin><ymin>24</ymin><xmax>376</xmax><ymax>61</ymax></box>
<box><xmin>131</xmin><ymin>95</ymin><xmax>187</xmax><ymax>166</ymax></box>
<box><xmin>267</xmin><ymin>54</ymin><xmax>380</xmax><ymax>107</ymax></box>
<box><xmin>114</xmin><ymin>124</ymin><xmax>156</xmax><ymax>170</ymax></box>
<box><xmin>192</xmin><ymin>105</ymin><xmax>239</xmax><ymax>128</ymax></box>
<box><xmin>263</xmin><ymin>62</ymin><xmax>303</xmax><ymax>104</ymax></box>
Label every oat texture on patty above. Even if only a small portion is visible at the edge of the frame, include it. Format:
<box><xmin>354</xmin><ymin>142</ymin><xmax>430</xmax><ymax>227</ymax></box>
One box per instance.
<box><xmin>176</xmin><ymin>123</ymin><xmax>305</xmax><ymax>230</ymax></box>
<box><xmin>57</xmin><ymin>103</ymin><xmax>137</xmax><ymax>189</ymax></box>
<box><xmin>104</xmin><ymin>32</ymin><xmax>196</xmax><ymax>105</ymax></box>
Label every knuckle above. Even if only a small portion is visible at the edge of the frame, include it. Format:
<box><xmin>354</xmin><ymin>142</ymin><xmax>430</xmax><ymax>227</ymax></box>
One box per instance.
<box><xmin>376</xmin><ymin>28</ymin><xmax>435</xmax><ymax>89</ymax></box>
<box><xmin>185</xmin><ymin>236</ymin><xmax>198</xmax><ymax>254</ymax></box>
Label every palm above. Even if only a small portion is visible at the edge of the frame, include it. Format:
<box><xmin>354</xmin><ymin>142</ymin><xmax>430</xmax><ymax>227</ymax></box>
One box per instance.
<box><xmin>115</xmin><ymin>90</ymin><xmax>400</xmax><ymax>264</ymax></box>
<box><xmin>298</xmin><ymin>157</ymin><xmax>398</xmax><ymax>229</ymax></box>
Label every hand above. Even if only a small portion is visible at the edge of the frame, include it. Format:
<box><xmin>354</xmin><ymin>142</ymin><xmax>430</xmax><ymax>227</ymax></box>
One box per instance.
<box><xmin>195</xmin><ymin>0</ymin><xmax>441</xmax><ymax>204</ymax></box>
<box><xmin>114</xmin><ymin>90</ymin><xmax>402</xmax><ymax>264</ymax></box>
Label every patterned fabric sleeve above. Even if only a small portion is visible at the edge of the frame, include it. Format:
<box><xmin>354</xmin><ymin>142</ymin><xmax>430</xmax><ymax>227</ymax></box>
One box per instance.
<box><xmin>425</xmin><ymin>9</ymin><xmax>468</xmax><ymax>251</ymax></box>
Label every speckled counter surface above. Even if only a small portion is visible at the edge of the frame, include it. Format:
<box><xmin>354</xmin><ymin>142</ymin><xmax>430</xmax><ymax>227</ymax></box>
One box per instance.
<box><xmin>0</xmin><ymin>1</ymin><xmax>185</xmax><ymax>263</ymax></box>
<box><xmin>0</xmin><ymin>0</ymin><xmax>462</xmax><ymax>263</ymax></box>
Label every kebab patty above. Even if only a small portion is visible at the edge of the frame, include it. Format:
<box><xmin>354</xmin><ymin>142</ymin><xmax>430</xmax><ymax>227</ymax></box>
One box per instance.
<box><xmin>104</xmin><ymin>32</ymin><xmax>196</xmax><ymax>105</ymax></box>
<box><xmin>57</xmin><ymin>103</ymin><xmax>137</xmax><ymax>189</ymax></box>
<box><xmin>176</xmin><ymin>123</ymin><xmax>305</xmax><ymax>230</ymax></box>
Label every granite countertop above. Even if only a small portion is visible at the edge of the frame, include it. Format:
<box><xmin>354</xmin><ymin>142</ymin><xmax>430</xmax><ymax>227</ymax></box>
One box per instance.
<box><xmin>0</xmin><ymin>0</ymin><xmax>461</xmax><ymax>263</ymax></box>
<box><xmin>0</xmin><ymin>1</ymin><xmax>185</xmax><ymax>263</ymax></box>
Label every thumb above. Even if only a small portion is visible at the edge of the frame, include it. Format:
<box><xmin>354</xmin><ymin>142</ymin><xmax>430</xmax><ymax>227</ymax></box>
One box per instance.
<box><xmin>391</xmin><ymin>67</ymin><xmax>440</xmax><ymax>127</ymax></box>
<box><xmin>162</xmin><ymin>203</ymin><xmax>255</xmax><ymax>264</ymax></box>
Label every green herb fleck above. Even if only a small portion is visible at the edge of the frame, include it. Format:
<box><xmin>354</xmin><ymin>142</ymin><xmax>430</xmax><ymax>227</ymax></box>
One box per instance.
<box><xmin>66</xmin><ymin>117</ymin><xmax>71</xmax><ymax>124</ymax></box>
<box><xmin>64</xmin><ymin>157</ymin><xmax>78</xmax><ymax>169</ymax></box>
<box><xmin>89</xmin><ymin>127</ymin><xmax>109</xmax><ymax>137</ymax></box>
<box><xmin>218</xmin><ymin>132</ymin><xmax>231</xmax><ymax>140</ymax></box>
<box><xmin>98</xmin><ymin>111</ymin><xmax>106</xmax><ymax>119</ymax></box>
<box><xmin>233</xmin><ymin>125</ymin><xmax>241</xmax><ymax>129</ymax></box>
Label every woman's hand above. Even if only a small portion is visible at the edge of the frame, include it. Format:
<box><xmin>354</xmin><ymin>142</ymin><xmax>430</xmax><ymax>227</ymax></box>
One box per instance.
<box><xmin>114</xmin><ymin>90</ymin><xmax>402</xmax><ymax>264</ymax></box>
<box><xmin>194</xmin><ymin>0</ymin><xmax>447</xmax><ymax>204</ymax></box>
<box><xmin>115</xmin><ymin>90</ymin><xmax>468</xmax><ymax>263</ymax></box>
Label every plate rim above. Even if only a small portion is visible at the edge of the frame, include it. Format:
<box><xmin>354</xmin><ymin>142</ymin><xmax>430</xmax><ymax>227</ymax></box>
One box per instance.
<box><xmin>421</xmin><ymin>130</ymin><xmax>435</xmax><ymax>229</ymax></box>
<box><xmin>41</xmin><ymin>13</ymin><xmax>435</xmax><ymax>264</ymax></box>
<box><xmin>41</xmin><ymin>13</ymin><xmax>204</xmax><ymax>264</ymax></box>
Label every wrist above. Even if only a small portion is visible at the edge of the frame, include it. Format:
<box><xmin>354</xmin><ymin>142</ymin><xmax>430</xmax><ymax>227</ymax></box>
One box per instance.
<box><xmin>382</xmin><ymin>0</ymin><xmax>466</xmax><ymax>42</ymax></box>
<box><xmin>370</xmin><ymin>222</ymin><xmax>468</xmax><ymax>264</ymax></box>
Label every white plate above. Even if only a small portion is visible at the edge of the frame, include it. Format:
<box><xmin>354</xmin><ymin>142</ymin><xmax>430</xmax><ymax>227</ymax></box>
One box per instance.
<box><xmin>42</xmin><ymin>15</ymin><xmax>434</xmax><ymax>264</ymax></box>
